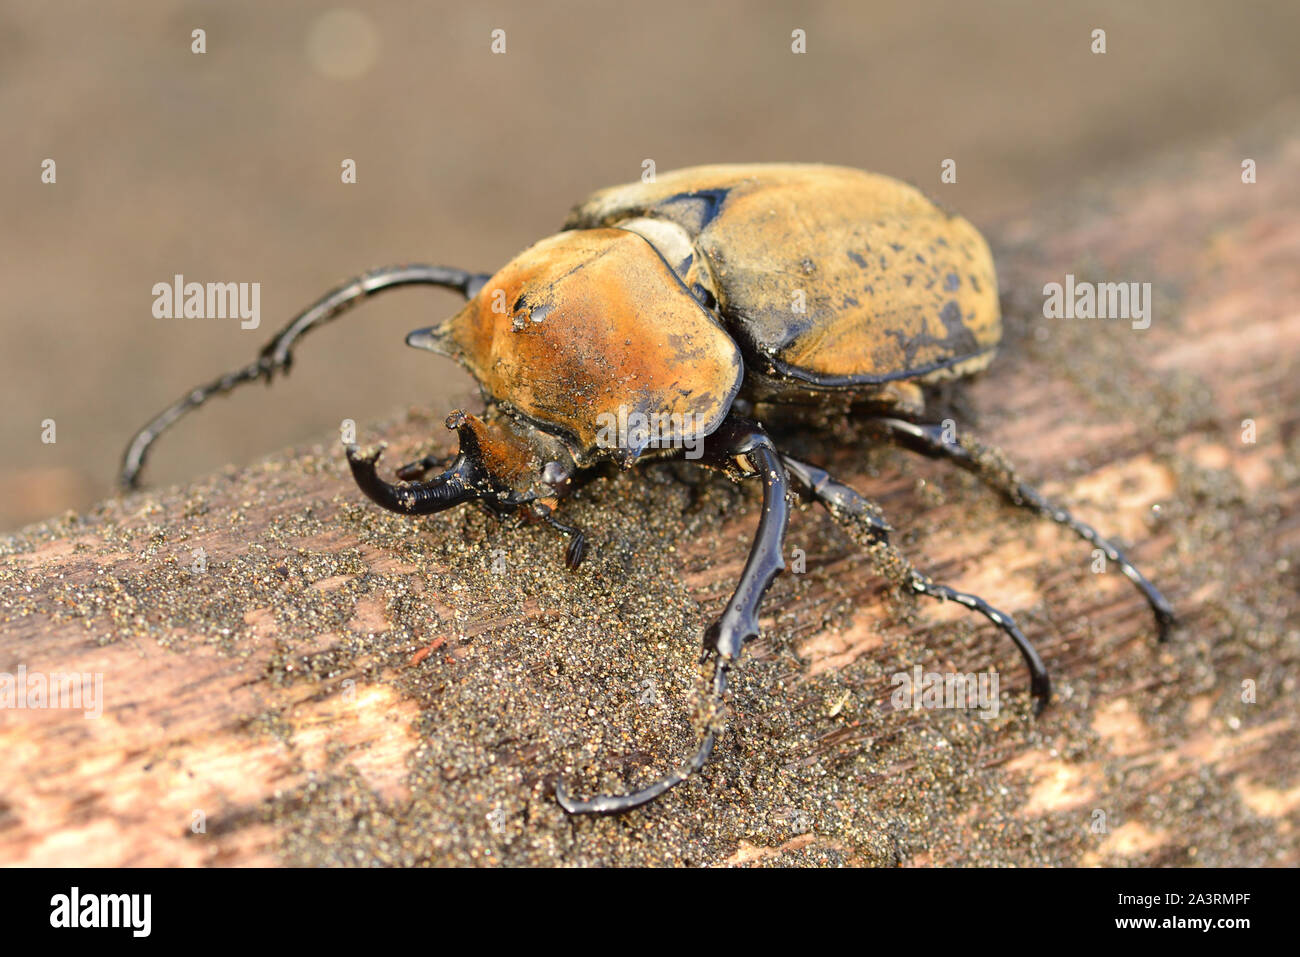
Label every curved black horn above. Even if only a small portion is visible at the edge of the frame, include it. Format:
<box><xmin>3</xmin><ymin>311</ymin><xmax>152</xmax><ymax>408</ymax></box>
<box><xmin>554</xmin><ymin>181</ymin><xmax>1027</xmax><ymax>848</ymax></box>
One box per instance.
<box><xmin>344</xmin><ymin>443</ymin><xmax>482</xmax><ymax>515</ymax></box>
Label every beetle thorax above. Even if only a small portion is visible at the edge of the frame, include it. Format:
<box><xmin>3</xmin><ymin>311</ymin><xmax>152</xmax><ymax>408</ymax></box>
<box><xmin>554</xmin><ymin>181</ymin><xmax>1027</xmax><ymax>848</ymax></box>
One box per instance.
<box><xmin>616</xmin><ymin>217</ymin><xmax>719</xmax><ymax>306</ymax></box>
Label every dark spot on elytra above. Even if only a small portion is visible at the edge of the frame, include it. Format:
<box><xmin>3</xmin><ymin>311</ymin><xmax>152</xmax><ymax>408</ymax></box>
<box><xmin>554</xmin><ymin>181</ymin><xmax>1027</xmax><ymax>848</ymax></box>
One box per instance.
<box><xmin>848</xmin><ymin>250</ymin><xmax>868</xmax><ymax>269</ymax></box>
<box><xmin>938</xmin><ymin>300</ymin><xmax>965</xmax><ymax>334</ymax></box>
<box><xmin>945</xmin><ymin>272</ymin><xmax>961</xmax><ymax>291</ymax></box>
<box><xmin>888</xmin><ymin>298</ymin><xmax>978</xmax><ymax>368</ymax></box>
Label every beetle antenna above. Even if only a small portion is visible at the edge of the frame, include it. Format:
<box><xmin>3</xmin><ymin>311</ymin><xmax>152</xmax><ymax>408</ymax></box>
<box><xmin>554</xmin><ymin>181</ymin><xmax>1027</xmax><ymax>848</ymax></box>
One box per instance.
<box><xmin>119</xmin><ymin>264</ymin><xmax>490</xmax><ymax>490</ymax></box>
<box><xmin>556</xmin><ymin>420</ymin><xmax>789</xmax><ymax>814</ymax></box>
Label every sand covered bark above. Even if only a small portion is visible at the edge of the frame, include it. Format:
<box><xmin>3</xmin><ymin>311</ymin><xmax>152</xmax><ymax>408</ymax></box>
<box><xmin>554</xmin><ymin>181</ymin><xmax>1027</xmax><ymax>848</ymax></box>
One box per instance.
<box><xmin>2</xmin><ymin>128</ymin><xmax>1298</xmax><ymax>866</ymax></box>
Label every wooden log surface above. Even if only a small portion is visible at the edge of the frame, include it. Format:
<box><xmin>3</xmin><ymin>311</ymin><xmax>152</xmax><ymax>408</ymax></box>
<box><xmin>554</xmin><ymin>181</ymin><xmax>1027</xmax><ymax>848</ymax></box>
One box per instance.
<box><xmin>2</xmin><ymin>128</ymin><xmax>1298</xmax><ymax>867</ymax></box>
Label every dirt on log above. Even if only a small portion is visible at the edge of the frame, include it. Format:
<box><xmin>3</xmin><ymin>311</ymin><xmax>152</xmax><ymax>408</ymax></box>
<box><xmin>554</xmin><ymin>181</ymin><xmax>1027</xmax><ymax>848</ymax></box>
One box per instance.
<box><xmin>2</xmin><ymin>129</ymin><xmax>1298</xmax><ymax>867</ymax></box>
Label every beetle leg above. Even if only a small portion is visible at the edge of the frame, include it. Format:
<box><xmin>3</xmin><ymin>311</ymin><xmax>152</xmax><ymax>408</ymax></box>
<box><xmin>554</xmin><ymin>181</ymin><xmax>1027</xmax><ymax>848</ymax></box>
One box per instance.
<box><xmin>536</xmin><ymin>510</ymin><xmax>587</xmax><ymax>570</ymax></box>
<box><xmin>868</xmin><ymin>418</ymin><xmax>1176</xmax><ymax>640</ymax></box>
<box><xmin>120</xmin><ymin>265</ymin><xmax>490</xmax><ymax>490</ymax></box>
<box><xmin>780</xmin><ymin>453</ymin><xmax>1050</xmax><ymax>713</ymax></box>
<box><xmin>556</xmin><ymin>418</ymin><xmax>788</xmax><ymax>814</ymax></box>
<box><xmin>781</xmin><ymin>454</ymin><xmax>892</xmax><ymax>538</ymax></box>
<box><xmin>394</xmin><ymin>451</ymin><xmax>456</xmax><ymax>482</ymax></box>
<box><xmin>908</xmin><ymin>575</ymin><xmax>1051</xmax><ymax>712</ymax></box>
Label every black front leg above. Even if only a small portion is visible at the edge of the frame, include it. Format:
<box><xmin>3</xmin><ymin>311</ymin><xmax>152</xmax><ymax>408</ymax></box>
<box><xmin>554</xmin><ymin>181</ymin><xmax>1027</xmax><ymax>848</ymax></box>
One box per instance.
<box><xmin>556</xmin><ymin>416</ymin><xmax>790</xmax><ymax>815</ymax></box>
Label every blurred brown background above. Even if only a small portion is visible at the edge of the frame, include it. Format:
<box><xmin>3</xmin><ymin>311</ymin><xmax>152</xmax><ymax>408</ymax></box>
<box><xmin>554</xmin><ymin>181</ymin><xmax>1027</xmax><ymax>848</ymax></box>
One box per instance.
<box><xmin>3</xmin><ymin>0</ymin><xmax>1299</xmax><ymax>530</ymax></box>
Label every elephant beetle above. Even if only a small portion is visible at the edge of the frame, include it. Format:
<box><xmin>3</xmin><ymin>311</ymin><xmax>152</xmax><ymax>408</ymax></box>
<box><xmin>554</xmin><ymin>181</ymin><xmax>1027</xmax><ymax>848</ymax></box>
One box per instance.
<box><xmin>121</xmin><ymin>164</ymin><xmax>1175</xmax><ymax>815</ymax></box>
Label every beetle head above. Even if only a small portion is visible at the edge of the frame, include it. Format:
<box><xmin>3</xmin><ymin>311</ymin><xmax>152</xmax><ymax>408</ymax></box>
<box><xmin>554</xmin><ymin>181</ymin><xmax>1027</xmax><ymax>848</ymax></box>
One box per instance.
<box><xmin>346</xmin><ymin>408</ymin><xmax>578</xmax><ymax>517</ymax></box>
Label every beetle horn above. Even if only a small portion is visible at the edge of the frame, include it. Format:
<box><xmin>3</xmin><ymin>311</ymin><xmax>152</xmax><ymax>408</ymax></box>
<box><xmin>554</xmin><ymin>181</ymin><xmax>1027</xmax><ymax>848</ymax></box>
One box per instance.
<box><xmin>345</xmin><ymin>443</ymin><xmax>484</xmax><ymax>515</ymax></box>
<box><xmin>344</xmin><ymin>410</ymin><xmax>499</xmax><ymax>515</ymax></box>
<box><xmin>344</xmin><ymin>443</ymin><xmax>480</xmax><ymax>515</ymax></box>
<box><xmin>404</xmin><ymin>325</ymin><xmax>447</xmax><ymax>353</ymax></box>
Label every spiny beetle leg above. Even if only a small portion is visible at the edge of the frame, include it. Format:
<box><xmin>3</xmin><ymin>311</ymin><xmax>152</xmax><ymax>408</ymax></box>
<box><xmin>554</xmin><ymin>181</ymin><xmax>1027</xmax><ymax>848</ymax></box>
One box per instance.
<box><xmin>695</xmin><ymin>419</ymin><xmax>791</xmax><ymax>664</ymax></box>
<box><xmin>395</xmin><ymin>452</ymin><xmax>455</xmax><ymax>482</ymax></box>
<box><xmin>119</xmin><ymin>265</ymin><xmax>489</xmax><ymax>491</ymax></box>
<box><xmin>909</xmin><ymin>575</ymin><xmax>1051</xmax><ymax>714</ymax></box>
<box><xmin>556</xmin><ymin>417</ymin><xmax>789</xmax><ymax>815</ymax></box>
<box><xmin>780</xmin><ymin>454</ymin><xmax>891</xmax><ymax>541</ymax></box>
<box><xmin>780</xmin><ymin>452</ymin><xmax>1050</xmax><ymax>714</ymax></box>
<box><xmin>870</xmin><ymin>417</ymin><xmax>1175</xmax><ymax>641</ymax></box>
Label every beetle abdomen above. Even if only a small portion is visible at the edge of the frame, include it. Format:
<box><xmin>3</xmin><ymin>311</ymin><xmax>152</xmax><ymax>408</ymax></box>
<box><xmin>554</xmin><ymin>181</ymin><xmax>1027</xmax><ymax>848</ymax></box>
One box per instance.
<box><xmin>567</xmin><ymin>164</ymin><xmax>1001</xmax><ymax>390</ymax></box>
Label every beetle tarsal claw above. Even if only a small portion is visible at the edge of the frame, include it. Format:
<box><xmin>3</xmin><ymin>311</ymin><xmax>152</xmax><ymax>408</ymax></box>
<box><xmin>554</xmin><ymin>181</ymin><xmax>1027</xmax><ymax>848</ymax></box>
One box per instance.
<box><xmin>1154</xmin><ymin>607</ymin><xmax>1177</xmax><ymax>643</ymax></box>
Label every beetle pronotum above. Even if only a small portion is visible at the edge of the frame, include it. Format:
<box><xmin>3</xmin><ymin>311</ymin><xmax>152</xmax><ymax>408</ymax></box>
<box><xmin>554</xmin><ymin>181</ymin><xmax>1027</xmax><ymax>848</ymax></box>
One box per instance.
<box><xmin>121</xmin><ymin>164</ymin><xmax>1174</xmax><ymax>815</ymax></box>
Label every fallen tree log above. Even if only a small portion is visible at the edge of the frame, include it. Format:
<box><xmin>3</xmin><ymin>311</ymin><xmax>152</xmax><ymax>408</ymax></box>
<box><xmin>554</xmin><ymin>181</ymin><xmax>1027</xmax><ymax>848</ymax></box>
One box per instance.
<box><xmin>2</xmin><ymin>126</ymin><xmax>1298</xmax><ymax>866</ymax></box>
